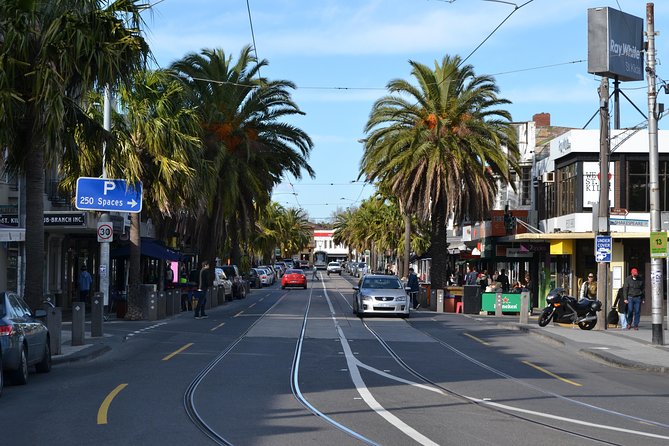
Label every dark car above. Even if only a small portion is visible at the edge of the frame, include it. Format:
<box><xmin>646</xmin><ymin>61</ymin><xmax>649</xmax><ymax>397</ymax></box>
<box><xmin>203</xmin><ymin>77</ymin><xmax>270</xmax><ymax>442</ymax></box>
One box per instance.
<box><xmin>0</xmin><ymin>292</ymin><xmax>51</xmax><ymax>390</ymax></box>
<box><xmin>245</xmin><ymin>269</ymin><xmax>261</xmax><ymax>289</ymax></box>
<box><xmin>220</xmin><ymin>265</ymin><xmax>247</xmax><ymax>298</ymax></box>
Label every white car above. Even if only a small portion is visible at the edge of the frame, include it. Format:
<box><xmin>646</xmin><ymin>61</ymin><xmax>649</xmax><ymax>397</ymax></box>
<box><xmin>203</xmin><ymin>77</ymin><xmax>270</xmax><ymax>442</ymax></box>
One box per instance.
<box><xmin>326</xmin><ymin>262</ymin><xmax>342</xmax><ymax>275</ymax></box>
<box><xmin>352</xmin><ymin>274</ymin><xmax>410</xmax><ymax>318</ymax></box>
<box><xmin>214</xmin><ymin>267</ymin><xmax>233</xmax><ymax>298</ymax></box>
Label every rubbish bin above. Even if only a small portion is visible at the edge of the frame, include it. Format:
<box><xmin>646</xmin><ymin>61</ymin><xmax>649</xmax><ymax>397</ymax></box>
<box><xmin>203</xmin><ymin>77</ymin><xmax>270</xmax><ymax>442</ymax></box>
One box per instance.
<box><xmin>462</xmin><ymin>285</ymin><xmax>482</xmax><ymax>314</ymax></box>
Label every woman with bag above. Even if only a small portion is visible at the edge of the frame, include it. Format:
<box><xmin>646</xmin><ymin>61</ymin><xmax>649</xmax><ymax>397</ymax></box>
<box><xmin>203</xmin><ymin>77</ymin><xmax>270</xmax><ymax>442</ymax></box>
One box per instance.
<box><xmin>612</xmin><ymin>287</ymin><xmax>627</xmax><ymax>329</ymax></box>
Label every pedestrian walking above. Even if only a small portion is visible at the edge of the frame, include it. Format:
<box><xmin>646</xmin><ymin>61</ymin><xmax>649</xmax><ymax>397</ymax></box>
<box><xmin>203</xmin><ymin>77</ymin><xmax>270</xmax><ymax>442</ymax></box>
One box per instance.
<box><xmin>194</xmin><ymin>260</ymin><xmax>213</xmax><ymax>319</ymax></box>
<box><xmin>407</xmin><ymin>268</ymin><xmax>420</xmax><ymax>309</ymax></box>
<box><xmin>623</xmin><ymin>267</ymin><xmax>644</xmax><ymax>330</ymax></box>
<box><xmin>612</xmin><ymin>287</ymin><xmax>627</xmax><ymax>329</ymax></box>
<box><xmin>78</xmin><ymin>265</ymin><xmax>93</xmax><ymax>304</ymax></box>
<box><xmin>580</xmin><ymin>273</ymin><xmax>597</xmax><ymax>299</ymax></box>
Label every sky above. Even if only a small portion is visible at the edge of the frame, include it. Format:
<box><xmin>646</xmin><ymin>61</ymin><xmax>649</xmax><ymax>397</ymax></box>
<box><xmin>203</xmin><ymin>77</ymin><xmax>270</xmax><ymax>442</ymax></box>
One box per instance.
<box><xmin>143</xmin><ymin>0</ymin><xmax>669</xmax><ymax>222</ymax></box>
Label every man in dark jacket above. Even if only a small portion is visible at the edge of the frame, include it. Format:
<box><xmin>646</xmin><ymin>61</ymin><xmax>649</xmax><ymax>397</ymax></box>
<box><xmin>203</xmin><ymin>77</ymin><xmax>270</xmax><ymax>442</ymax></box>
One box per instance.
<box><xmin>407</xmin><ymin>268</ymin><xmax>420</xmax><ymax>309</ymax></box>
<box><xmin>195</xmin><ymin>260</ymin><xmax>214</xmax><ymax>319</ymax></box>
<box><xmin>623</xmin><ymin>267</ymin><xmax>644</xmax><ymax>330</ymax></box>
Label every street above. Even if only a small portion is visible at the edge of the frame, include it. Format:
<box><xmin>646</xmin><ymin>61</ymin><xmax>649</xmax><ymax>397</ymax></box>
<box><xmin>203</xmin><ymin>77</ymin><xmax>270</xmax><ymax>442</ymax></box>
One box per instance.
<box><xmin>3</xmin><ymin>274</ymin><xmax>669</xmax><ymax>446</ymax></box>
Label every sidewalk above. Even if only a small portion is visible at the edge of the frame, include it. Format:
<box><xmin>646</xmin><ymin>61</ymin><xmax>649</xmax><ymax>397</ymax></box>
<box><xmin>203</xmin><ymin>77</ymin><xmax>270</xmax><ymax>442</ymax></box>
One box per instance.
<box><xmin>484</xmin><ymin>314</ymin><xmax>669</xmax><ymax>374</ymax></box>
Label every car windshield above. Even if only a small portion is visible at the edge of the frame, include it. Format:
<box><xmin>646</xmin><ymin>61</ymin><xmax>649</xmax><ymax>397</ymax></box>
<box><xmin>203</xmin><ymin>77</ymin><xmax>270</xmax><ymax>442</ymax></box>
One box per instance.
<box><xmin>361</xmin><ymin>277</ymin><xmax>402</xmax><ymax>290</ymax></box>
<box><xmin>285</xmin><ymin>269</ymin><xmax>303</xmax><ymax>275</ymax></box>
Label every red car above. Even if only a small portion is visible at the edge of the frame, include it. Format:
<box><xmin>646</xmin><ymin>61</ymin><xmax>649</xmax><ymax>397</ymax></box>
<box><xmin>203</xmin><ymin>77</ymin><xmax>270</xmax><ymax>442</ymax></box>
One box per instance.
<box><xmin>281</xmin><ymin>268</ymin><xmax>307</xmax><ymax>289</ymax></box>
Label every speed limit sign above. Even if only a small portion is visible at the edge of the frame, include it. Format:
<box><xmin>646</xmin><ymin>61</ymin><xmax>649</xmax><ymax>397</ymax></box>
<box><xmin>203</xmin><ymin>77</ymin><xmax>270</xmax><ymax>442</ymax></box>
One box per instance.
<box><xmin>97</xmin><ymin>222</ymin><xmax>113</xmax><ymax>243</ymax></box>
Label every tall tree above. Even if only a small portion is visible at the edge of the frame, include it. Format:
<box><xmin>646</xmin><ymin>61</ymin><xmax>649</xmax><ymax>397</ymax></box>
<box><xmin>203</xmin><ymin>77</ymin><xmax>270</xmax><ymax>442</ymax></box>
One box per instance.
<box><xmin>0</xmin><ymin>0</ymin><xmax>149</xmax><ymax>308</ymax></box>
<box><xmin>171</xmin><ymin>47</ymin><xmax>314</xmax><ymax>265</ymax></box>
<box><xmin>362</xmin><ymin>55</ymin><xmax>518</xmax><ymax>289</ymax></box>
<box><xmin>61</xmin><ymin>70</ymin><xmax>203</xmax><ymax>312</ymax></box>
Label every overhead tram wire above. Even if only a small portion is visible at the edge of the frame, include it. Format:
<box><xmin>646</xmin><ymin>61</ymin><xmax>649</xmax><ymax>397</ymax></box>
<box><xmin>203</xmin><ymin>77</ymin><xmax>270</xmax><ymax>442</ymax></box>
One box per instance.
<box><xmin>246</xmin><ymin>0</ymin><xmax>262</xmax><ymax>78</ymax></box>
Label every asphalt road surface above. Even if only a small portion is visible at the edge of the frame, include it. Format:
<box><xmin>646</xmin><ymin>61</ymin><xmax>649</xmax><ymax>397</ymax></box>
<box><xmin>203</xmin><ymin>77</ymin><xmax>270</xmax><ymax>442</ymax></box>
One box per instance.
<box><xmin>3</xmin><ymin>273</ymin><xmax>669</xmax><ymax>446</ymax></box>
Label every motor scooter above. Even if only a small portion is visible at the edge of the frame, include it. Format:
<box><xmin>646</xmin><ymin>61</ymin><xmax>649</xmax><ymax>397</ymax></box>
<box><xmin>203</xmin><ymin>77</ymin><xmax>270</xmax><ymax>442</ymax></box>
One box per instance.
<box><xmin>538</xmin><ymin>288</ymin><xmax>602</xmax><ymax>330</ymax></box>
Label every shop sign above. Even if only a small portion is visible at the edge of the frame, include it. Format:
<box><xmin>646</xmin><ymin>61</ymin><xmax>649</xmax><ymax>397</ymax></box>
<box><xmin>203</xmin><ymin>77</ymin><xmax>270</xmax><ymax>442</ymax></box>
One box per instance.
<box><xmin>0</xmin><ymin>212</ymin><xmax>86</xmax><ymax>227</ymax></box>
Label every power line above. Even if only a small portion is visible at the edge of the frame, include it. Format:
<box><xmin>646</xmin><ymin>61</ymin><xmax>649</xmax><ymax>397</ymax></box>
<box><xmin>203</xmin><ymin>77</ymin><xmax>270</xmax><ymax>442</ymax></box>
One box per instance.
<box><xmin>246</xmin><ymin>0</ymin><xmax>262</xmax><ymax>78</ymax></box>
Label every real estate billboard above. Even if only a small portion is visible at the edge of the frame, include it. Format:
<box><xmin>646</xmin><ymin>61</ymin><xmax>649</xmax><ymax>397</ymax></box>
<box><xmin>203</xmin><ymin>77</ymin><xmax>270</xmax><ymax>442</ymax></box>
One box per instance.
<box><xmin>587</xmin><ymin>7</ymin><xmax>644</xmax><ymax>82</ymax></box>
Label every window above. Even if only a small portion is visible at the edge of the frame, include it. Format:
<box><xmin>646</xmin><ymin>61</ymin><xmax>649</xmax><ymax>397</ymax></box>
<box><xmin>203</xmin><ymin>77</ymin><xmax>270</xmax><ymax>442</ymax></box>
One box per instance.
<box><xmin>558</xmin><ymin>164</ymin><xmax>577</xmax><ymax>215</ymax></box>
<box><xmin>520</xmin><ymin>166</ymin><xmax>532</xmax><ymax>206</ymax></box>
<box><xmin>627</xmin><ymin>160</ymin><xmax>648</xmax><ymax>212</ymax></box>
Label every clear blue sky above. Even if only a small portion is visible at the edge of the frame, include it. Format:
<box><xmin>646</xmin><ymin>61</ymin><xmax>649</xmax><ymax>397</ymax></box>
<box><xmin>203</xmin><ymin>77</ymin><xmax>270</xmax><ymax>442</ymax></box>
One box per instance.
<box><xmin>145</xmin><ymin>0</ymin><xmax>668</xmax><ymax>222</ymax></box>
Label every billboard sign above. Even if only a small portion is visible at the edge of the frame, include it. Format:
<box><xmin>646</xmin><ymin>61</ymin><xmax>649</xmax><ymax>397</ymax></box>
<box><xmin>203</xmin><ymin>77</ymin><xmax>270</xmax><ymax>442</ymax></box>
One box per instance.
<box><xmin>588</xmin><ymin>7</ymin><xmax>644</xmax><ymax>81</ymax></box>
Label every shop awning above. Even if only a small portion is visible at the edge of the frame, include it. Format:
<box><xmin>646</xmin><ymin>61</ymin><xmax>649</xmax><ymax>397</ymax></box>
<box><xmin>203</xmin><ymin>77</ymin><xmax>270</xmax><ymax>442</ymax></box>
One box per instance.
<box><xmin>111</xmin><ymin>238</ymin><xmax>182</xmax><ymax>261</ymax></box>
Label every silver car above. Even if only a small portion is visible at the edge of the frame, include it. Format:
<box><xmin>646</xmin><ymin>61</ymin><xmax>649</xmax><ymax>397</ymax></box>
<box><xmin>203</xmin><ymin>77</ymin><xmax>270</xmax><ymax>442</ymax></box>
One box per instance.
<box><xmin>0</xmin><ymin>292</ymin><xmax>51</xmax><ymax>390</ymax></box>
<box><xmin>352</xmin><ymin>274</ymin><xmax>410</xmax><ymax>318</ymax></box>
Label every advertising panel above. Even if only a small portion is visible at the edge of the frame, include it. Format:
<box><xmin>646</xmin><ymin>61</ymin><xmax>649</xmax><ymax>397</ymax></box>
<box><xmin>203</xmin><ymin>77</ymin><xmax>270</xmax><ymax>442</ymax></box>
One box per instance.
<box><xmin>587</xmin><ymin>7</ymin><xmax>644</xmax><ymax>81</ymax></box>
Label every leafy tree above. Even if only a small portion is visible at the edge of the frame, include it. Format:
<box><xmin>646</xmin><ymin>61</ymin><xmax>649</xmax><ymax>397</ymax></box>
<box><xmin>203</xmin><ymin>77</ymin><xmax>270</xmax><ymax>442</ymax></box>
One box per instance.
<box><xmin>170</xmin><ymin>47</ymin><xmax>314</xmax><ymax>265</ymax></box>
<box><xmin>61</xmin><ymin>70</ymin><xmax>203</xmax><ymax>313</ymax></box>
<box><xmin>0</xmin><ymin>0</ymin><xmax>149</xmax><ymax>308</ymax></box>
<box><xmin>362</xmin><ymin>55</ymin><xmax>518</xmax><ymax>289</ymax></box>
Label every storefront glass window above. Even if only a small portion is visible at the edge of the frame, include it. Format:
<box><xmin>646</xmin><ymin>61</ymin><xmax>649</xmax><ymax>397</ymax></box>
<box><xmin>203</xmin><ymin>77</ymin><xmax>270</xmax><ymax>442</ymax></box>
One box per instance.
<box><xmin>558</xmin><ymin>164</ymin><xmax>577</xmax><ymax>215</ymax></box>
<box><xmin>628</xmin><ymin>160</ymin><xmax>648</xmax><ymax>211</ymax></box>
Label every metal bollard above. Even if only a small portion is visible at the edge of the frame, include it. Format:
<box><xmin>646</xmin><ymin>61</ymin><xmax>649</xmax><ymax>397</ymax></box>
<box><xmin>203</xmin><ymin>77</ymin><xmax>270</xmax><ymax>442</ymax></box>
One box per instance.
<box><xmin>71</xmin><ymin>302</ymin><xmax>86</xmax><ymax>346</ymax></box>
<box><xmin>165</xmin><ymin>290</ymin><xmax>175</xmax><ymax>317</ymax></box>
<box><xmin>91</xmin><ymin>292</ymin><xmax>104</xmax><ymax>338</ymax></box>
<box><xmin>44</xmin><ymin>304</ymin><xmax>62</xmax><ymax>355</ymax></box>
<box><xmin>436</xmin><ymin>289</ymin><xmax>444</xmax><ymax>313</ymax></box>
<box><xmin>495</xmin><ymin>291</ymin><xmax>503</xmax><ymax>317</ymax></box>
<box><xmin>144</xmin><ymin>291</ymin><xmax>158</xmax><ymax>321</ymax></box>
<box><xmin>157</xmin><ymin>291</ymin><xmax>166</xmax><ymax>320</ymax></box>
<box><xmin>519</xmin><ymin>291</ymin><xmax>530</xmax><ymax>324</ymax></box>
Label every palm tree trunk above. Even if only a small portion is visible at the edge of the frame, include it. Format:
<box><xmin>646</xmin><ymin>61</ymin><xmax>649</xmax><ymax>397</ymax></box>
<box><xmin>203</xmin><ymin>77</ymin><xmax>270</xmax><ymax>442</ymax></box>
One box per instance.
<box><xmin>126</xmin><ymin>212</ymin><xmax>142</xmax><ymax>319</ymax></box>
<box><xmin>24</xmin><ymin>143</ymin><xmax>45</xmax><ymax>310</ymax></box>
<box><xmin>403</xmin><ymin>213</ymin><xmax>411</xmax><ymax>279</ymax></box>
<box><xmin>430</xmin><ymin>197</ymin><xmax>449</xmax><ymax>290</ymax></box>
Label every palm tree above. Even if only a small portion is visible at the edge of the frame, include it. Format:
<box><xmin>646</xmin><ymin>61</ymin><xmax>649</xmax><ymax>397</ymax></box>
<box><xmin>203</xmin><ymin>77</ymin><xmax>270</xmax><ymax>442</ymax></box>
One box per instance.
<box><xmin>170</xmin><ymin>47</ymin><xmax>314</xmax><ymax>265</ymax></box>
<box><xmin>0</xmin><ymin>0</ymin><xmax>149</xmax><ymax>308</ymax></box>
<box><xmin>61</xmin><ymin>70</ymin><xmax>203</xmax><ymax>313</ymax></box>
<box><xmin>362</xmin><ymin>55</ymin><xmax>518</xmax><ymax>289</ymax></box>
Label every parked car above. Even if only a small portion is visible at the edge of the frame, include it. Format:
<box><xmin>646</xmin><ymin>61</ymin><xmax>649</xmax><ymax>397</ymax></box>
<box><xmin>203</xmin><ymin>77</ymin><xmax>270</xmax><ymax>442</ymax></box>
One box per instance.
<box><xmin>256</xmin><ymin>267</ymin><xmax>271</xmax><ymax>286</ymax></box>
<box><xmin>356</xmin><ymin>262</ymin><xmax>368</xmax><ymax>277</ymax></box>
<box><xmin>245</xmin><ymin>269</ymin><xmax>261</xmax><ymax>289</ymax></box>
<box><xmin>281</xmin><ymin>269</ymin><xmax>307</xmax><ymax>289</ymax></box>
<box><xmin>352</xmin><ymin>274</ymin><xmax>410</xmax><ymax>318</ymax></box>
<box><xmin>213</xmin><ymin>267</ymin><xmax>233</xmax><ymax>299</ymax></box>
<box><xmin>327</xmin><ymin>261</ymin><xmax>342</xmax><ymax>275</ymax></box>
<box><xmin>220</xmin><ymin>265</ymin><xmax>247</xmax><ymax>298</ymax></box>
<box><xmin>0</xmin><ymin>292</ymin><xmax>51</xmax><ymax>388</ymax></box>
<box><xmin>258</xmin><ymin>265</ymin><xmax>275</xmax><ymax>285</ymax></box>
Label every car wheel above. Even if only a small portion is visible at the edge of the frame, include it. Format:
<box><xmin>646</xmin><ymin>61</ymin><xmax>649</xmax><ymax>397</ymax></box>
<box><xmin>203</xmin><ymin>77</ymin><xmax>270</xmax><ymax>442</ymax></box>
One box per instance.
<box><xmin>303</xmin><ymin>285</ymin><xmax>307</xmax><ymax>289</ymax></box>
<box><xmin>281</xmin><ymin>285</ymin><xmax>285</xmax><ymax>289</ymax></box>
<box><xmin>35</xmin><ymin>340</ymin><xmax>52</xmax><ymax>374</ymax></box>
<box><xmin>0</xmin><ymin>352</ymin><xmax>3</xmax><ymax>397</ymax></box>
<box><xmin>12</xmin><ymin>346</ymin><xmax>28</xmax><ymax>386</ymax></box>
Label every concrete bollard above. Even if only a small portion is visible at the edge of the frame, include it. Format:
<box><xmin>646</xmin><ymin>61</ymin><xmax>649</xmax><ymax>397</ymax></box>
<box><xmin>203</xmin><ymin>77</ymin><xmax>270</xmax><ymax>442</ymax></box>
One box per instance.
<box><xmin>71</xmin><ymin>302</ymin><xmax>86</xmax><ymax>346</ymax></box>
<box><xmin>44</xmin><ymin>304</ymin><xmax>62</xmax><ymax>355</ymax></box>
<box><xmin>519</xmin><ymin>291</ymin><xmax>530</xmax><ymax>324</ymax></box>
<box><xmin>91</xmin><ymin>292</ymin><xmax>104</xmax><ymax>338</ymax></box>
<box><xmin>157</xmin><ymin>291</ymin><xmax>166</xmax><ymax>320</ymax></box>
<box><xmin>495</xmin><ymin>291</ymin><xmax>503</xmax><ymax>317</ymax></box>
<box><xmin>143</xmin><ymin>291</ymin><xmax>158</xmax><ymax>321</ymax></box>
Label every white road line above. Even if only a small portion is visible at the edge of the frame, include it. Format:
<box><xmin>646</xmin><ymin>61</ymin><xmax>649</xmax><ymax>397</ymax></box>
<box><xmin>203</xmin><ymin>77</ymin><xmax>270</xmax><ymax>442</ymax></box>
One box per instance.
<box><xmin>323</xmin><ymin>287</ymin><xmax>439</xmax><ymax>446</ymax></box>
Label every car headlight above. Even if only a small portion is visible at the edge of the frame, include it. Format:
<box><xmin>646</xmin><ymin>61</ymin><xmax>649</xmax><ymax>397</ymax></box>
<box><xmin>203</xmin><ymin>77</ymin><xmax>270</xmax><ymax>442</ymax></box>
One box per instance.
<box><xmin>395</xmin><ymin>296</ymin><xmax>406</xmax><ymax>302</ymax></box>
<box><xmin>361</xmin><ymin>294</ymin><xmax>372</xmax><ymax>301</ymax></box>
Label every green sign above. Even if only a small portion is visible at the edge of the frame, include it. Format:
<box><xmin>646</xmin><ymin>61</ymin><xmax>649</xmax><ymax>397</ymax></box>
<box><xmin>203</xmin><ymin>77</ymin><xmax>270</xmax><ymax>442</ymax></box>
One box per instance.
<box><xmin>650</xmin><ymin>231</ymin><xmax>667</xmax><ymax>258</ymax></box>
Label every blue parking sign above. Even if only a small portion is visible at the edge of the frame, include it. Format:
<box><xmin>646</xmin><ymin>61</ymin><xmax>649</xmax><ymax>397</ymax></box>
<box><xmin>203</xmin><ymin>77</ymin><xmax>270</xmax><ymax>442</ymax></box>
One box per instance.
<box><xmin>595</xmin><ymin>235</ymin><xmax>612</xmax><ymax>263</ymax></box>
<box><xmin>76</xmin><ymin>177</ymin><xmax>143</xmax><ymax>213</ymax></box>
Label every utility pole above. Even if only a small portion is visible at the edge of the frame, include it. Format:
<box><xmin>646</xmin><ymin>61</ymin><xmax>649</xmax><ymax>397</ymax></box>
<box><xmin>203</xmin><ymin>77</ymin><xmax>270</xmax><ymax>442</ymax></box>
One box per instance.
<box><xmin>646</xmin><ymin>3</ymin><xmax>664</xmax><ymax>345</ymax></box>
<box><xmin>596</xmin><ymin>77</ymin><xmax>610</xmax><ymax>331</ymax></box>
